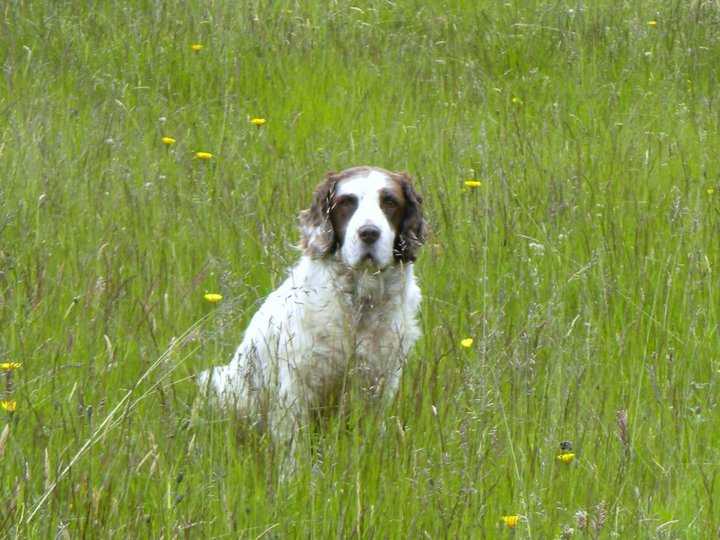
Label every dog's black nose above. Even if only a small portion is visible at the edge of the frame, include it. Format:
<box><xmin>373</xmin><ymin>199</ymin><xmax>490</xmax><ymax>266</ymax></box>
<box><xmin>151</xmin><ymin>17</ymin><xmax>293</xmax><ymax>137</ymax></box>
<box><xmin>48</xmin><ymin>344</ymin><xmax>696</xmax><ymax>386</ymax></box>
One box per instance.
<box><xmin>358</xmin><ymin>225</ymin><xmax>381</xmax><ymax>244</ymax></box>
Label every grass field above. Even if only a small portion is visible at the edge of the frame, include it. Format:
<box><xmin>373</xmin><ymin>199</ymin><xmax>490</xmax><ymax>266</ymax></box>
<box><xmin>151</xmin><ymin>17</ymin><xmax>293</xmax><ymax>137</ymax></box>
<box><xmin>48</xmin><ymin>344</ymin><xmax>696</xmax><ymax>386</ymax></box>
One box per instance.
<box><xmin>2</xmin><ymin>0</ymin><xmax>720</xmax><ymax>537</ymax></box>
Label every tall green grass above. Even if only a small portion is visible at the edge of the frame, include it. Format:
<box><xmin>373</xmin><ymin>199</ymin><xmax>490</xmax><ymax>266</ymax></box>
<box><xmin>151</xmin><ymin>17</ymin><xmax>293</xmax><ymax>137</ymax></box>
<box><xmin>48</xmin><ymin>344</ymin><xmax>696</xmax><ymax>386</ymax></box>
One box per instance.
<box><xmin>1</xmin><ymin>0</ymin><xmax>719</xmax><ymax>536</ymax></box>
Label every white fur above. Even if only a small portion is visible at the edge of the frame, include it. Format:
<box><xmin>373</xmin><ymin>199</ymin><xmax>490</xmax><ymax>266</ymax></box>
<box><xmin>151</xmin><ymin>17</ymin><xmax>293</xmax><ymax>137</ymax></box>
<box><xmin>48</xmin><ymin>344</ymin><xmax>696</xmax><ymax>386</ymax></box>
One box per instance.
<box><xmin>197</xmin><ymin>173</ymin><xmax>422</xmax><ymax>448</ymax></box>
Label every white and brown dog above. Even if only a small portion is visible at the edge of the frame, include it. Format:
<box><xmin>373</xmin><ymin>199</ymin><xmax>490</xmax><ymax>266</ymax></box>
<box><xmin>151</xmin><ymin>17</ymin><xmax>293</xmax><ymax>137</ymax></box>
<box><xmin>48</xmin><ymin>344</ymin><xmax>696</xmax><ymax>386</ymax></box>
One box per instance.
<box><xmin>197</xmin><ymin>166</ymin><xmax>427</xmax><ymax>445</ymax></box>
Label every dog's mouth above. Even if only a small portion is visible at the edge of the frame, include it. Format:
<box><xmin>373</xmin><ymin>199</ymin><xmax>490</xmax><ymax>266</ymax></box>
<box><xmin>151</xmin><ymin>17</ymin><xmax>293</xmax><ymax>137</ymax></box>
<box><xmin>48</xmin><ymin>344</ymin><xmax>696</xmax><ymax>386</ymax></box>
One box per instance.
<box><xmin>341</xmin><ymin>243</ymin><xmax>392</xmax><ymax>271</ymax></box>
<box><xmin>359</xmin><ymin>252</ymin><xmax>395</xmax><ymax>272</ymax></box>
<box><xmin>355</xmin><ymin>252</ymin><xmax>377</xmax><ymax>268</ymax></box>
<box><xmin>346</xmin><ymin>252</ymin><xmax>381</xmax><ymax>271</ymax></box>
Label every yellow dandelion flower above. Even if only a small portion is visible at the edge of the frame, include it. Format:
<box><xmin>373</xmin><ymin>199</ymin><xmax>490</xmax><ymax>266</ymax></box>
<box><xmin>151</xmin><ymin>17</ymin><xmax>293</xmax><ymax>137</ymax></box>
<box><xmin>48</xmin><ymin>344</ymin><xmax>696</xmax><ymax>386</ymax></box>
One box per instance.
<box><xmin>195</xmin><ymin>152</ymin><xmax>213</xmax><ymax>160</ymax></box>
<box><xmin>557</xmin><ymin>452</ymin><xmax>576</xmax><ymax>464</ymax></box>
<box><xmin>464</xmin><ymin>180</ymin><xmax>482</xmax><ymax>188</ymax></box>
<box><xmin>191</xmin><ymin>43</ymin><xmax>204</xmax><ymax>52</ymax></box>
<box><xmin>0</xmin><ymin>362</ymin><xmax>22</xmax><ymax>370</ymax></box>
<box><xmin>204</xmin><ymin>293</ymin><xmax>223</xmax><ymax>303</ymax></box>
<box><xmin>511</xmin><ymin>96</ymin><xmax>523</xmax><ymax>105</ymax></box>
<box><xmin>1</xmin><ymin>400</ymin><xmax>17</xmax><ymax>412</ymax></box>
<box><xmin>161</xmin><ymin>136</ymin><xmax>176</xmax><ymax>146</ymax></box>
<box><xmin>501</xmin><ymin>515</ymin><xmax>520</xmax><ymax>529</ymax></box>
<box><xmin>707</xmin><ymin>188</ymin><xmax>715</xmax><ymax>196</ymax></box>
<box><xmin>460</xmin><ymin>338</ymin><xmax>474</xmax><ymax>348</ymax></box>
<box><xmin>250</xmin><ymin>117</ymin><xmax>267</xmax><ymax>127</ymax></box>
<box><xmin>647</xmin><ymin>20</ymin><xmax>657</xmax><ymax>27</ymax></box>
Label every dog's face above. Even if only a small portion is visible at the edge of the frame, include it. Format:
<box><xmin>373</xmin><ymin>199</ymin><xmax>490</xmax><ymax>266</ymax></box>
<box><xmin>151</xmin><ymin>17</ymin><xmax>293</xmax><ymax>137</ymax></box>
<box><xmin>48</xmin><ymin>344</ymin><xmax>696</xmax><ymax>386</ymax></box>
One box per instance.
<box><xmin>300</xmin><ymin>166</ymin><xmax>427</xmax><ymax>269</ymax></box>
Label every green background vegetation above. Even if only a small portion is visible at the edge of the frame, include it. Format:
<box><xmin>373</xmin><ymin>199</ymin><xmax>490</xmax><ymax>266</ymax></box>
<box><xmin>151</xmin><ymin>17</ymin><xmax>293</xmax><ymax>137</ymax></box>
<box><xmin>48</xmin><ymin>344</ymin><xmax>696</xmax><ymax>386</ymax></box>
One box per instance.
<box><xmin>1</xmin><ymin>1</ymin><xmax>719</xmax><ymax>537</ymax></box>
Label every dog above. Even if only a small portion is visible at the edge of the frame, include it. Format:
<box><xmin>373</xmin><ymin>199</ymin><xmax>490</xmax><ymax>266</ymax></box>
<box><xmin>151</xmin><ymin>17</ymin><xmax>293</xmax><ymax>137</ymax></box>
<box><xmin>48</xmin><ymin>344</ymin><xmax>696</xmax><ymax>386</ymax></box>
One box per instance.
<box><xmin>197</xmin><ymin>166</ymin><xmax>427</xmax><ymax>447</ymax></box>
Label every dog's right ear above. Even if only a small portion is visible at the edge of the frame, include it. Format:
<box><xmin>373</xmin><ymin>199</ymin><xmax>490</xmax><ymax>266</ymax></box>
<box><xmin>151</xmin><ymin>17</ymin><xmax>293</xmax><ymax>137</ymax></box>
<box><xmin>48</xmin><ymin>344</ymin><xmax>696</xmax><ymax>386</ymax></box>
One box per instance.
<box><xmin>299</xmin><ymin>172</ymin><xmax>339</xmax><ymax>257</ymax></box>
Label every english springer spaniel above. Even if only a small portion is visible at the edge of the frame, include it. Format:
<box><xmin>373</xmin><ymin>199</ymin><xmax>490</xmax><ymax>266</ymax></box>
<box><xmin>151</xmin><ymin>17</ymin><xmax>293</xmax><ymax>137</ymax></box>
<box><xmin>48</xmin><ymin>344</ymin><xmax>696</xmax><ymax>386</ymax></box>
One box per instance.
<box><xmin>197</xmin><ymin>166</ymin><xmax>427</xmax><ymax>446</ymax></box>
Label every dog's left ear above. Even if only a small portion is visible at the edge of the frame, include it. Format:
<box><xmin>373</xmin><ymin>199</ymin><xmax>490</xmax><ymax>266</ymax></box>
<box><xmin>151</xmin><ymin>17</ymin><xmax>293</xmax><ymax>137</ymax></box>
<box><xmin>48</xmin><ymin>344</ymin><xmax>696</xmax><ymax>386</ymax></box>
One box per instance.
<box><xmin>394</xmin><ymin>172</ymin><xmax>428</xmax><ymax>263</ymax></box>
<box><xmin>299</xmin><ymin>172</ymin><xmax>339</xmax><ymax>257</ymax></box>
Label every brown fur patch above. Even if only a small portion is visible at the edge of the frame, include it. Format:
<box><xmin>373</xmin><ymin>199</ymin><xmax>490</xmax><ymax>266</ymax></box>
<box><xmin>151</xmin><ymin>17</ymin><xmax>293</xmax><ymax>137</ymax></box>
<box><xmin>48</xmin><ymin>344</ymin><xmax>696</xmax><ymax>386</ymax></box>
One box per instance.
<box><xmin>391</xmin><ymin>172</ymin><xmax>427</xmax><ymax>263</ymax></box>
<box><xmin>299</xmin><ymin>172</ymin><xmax>339</xmax><ymax>257</ymax></box>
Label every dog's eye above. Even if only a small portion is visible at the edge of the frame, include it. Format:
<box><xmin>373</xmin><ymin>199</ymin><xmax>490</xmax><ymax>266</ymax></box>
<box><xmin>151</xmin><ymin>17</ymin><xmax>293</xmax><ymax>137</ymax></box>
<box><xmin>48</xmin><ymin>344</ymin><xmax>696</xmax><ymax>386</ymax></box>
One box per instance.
<box><xmin>335</xmin><ymin>195</ymin><xmax>356</xmax><ymax>208</ymax></box>
<box><xmin>381</xmin><ymin>195</ymin><xmax>398</xmax><ymax>209</ymax></box>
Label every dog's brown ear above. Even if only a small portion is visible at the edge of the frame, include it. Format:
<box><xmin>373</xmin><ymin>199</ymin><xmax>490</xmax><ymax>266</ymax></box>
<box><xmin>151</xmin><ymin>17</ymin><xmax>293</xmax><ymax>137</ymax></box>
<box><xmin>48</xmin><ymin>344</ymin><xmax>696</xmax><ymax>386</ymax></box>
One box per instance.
<box><xmin>394</xmin><ymin>172</ymin><xmax>427</xmax><ymax>263</ymax></box>
<box><xmin>299</xmin><ymin>172</ymin><xmax>339</xmax><ymax>257</ymax></box>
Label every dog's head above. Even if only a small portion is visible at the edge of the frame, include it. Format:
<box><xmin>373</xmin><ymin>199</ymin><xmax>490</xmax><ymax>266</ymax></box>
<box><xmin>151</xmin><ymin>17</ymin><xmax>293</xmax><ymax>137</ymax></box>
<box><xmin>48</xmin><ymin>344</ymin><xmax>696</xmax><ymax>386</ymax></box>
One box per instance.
<box><xmin>300</xmin><ymin>166</ymin><xmax>427</xmax><ymax>269</ymax></box>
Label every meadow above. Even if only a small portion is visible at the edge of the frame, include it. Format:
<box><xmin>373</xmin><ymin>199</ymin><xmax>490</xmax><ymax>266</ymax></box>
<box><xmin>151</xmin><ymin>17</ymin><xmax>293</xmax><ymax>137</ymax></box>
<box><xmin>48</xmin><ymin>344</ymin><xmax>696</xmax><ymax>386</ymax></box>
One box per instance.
<box><xmin>1</xmin><ymin>0</ymin><xmax>720</xmax><ymax>537</ymax></box>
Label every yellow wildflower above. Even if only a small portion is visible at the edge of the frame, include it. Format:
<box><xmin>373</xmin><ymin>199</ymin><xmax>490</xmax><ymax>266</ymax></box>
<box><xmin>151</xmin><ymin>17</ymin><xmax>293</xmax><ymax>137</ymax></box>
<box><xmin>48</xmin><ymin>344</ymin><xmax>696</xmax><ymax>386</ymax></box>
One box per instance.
<box><xmin>1</xmin><ymin>401</ymin><xmax>17</xmax><ymax>412</ymax></box>
<box><xmin>250</xmin><ymin>118</ymin><xmax>267</xmax><ymax>127</ymax></box>
<box><xmin>464</xmin><ymin>180</ymin><xmax>482</xmax><ymax>188</ymax></box>
<box><xmin>647</xmin><ymin>20</ymin><xmax>657</xmax><ymax>27</ymax></box>
<box><xmin>204</xmin><ymin>293</ymin><xmax>223</xmax><ymax>303</ymax></box>
<box><xmin>501</xmin><ymin>515</ymin><xmax>520</xmax><ymax>529</ymax></box>
<box><xmin>161</xmin><ymin>136</ymin><xmax>176</xmax><ymax>146</ymax></box>
<box><xmin>191</xmin><ymin>43</ymin><xmax>204</xmax><ymax>52</ymax></box>
<box><xmin>707</xmin><ymin>188</ymin><xmax>715</xmax><ymax>196</ymax></box>
<box><xmin>0</xmin><ymin>363</ymin><xmax>22</xmax><ymax>370</ymax></box>
<box><xmin>460</xmin><ymin>338</ymin><xmax>474</xmax><ymax>348</ymax></box>
<box><xmin>195</xmin><ymin>152</ymin><xmax>213</xmax><ymax>160</ymax></box>
<box><xmin>557</xmin><ymin>452</ymin><xmax>576</xmax><ymax>464</ymax></box>
<box><xmin>511</xmin><ymin>96</ymin><xmax>523</xmax><ymax>105</ymax></box>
